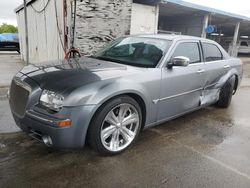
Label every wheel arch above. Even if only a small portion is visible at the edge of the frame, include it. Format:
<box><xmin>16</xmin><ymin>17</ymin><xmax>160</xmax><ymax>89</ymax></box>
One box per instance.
<box><xmin>216</xmin><ymin>68</ymin><xmax>240</xmax><ymax>91</ymax></box>
<box><xmin>233</xmin><ymin>74</ymin><xmax>239</xmax><ymax>94</ymax></box>
<box><xmin>85</xmin><ymin>93</ymin><xmax>147</xmax><ymax>145</ymax></box>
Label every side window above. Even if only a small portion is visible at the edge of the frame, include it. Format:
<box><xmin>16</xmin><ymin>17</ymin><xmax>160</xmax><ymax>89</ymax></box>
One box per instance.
<box><xmin>172</xmin><ymin>42</ymin><xmax>201</xmax><ymax>64</ymax></box>
<box><xmin>203</xmin><ymin>43</ymin><xmax>223</xmax><ymax>62</ymax></box>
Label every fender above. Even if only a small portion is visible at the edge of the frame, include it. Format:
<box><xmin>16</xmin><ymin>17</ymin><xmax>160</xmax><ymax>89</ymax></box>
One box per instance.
<box><xmin>214</xmin><ymin>67</ymin><xmax>239</xmax><ymax>89</ymax></box>
<box><xmin>63</xmin><ymin>76</ymin><xmax>160</xmax><ymax>125</ymax></box>
<box><xmin>86</xmin><ymin>79</ymin><xmax>157</xmax><ymax>124</ymax></box>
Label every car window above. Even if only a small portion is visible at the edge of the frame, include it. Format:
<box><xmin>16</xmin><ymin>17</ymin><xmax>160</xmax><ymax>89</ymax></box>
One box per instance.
<box><xmin>202</xmin><ymin>43</ymin><xmax>223</xmax><ymax>62</ymax></box>
<box><xmin>240</xmin><ymin>41</ymin><xmax>248</xmax><ymax>46</ymax></box>
<box><xmin>94</xmin><ymin>37</ymin><xmax>172</xmax><ymax>68</ymax></box>
<box><xmin>171</xmin><ymin>42</ymin><xmax>201</xmax><ymax>64</ymax></box>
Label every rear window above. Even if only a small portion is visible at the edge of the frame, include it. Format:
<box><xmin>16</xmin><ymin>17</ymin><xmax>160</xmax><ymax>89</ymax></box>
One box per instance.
<box><xmin>240</xmin><ymin>41</ymin><xmax>248</xmax><ymax>46</ymax></box>
<box><xmin>202</xmin><ymin>43</ymin><xmax>223</xmax><ymax>62</ymax></box>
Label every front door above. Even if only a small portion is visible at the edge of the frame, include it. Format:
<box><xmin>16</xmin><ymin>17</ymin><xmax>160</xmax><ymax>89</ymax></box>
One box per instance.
<box><xmin>157</xmin><ymin>41</ymin><xmax>205</xmax><ymax>121</ymax></box>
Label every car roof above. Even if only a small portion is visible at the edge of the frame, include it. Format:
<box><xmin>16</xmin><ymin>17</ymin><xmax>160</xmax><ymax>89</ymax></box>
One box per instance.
<box><xmin>133</xmin><ymin>34</ymin><xmax>215</xmax><ymax>43</ymax></box>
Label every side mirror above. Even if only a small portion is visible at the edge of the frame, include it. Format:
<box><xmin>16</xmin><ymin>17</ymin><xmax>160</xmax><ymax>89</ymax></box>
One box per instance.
<box><xmin>167</xmin><ymin>56</ymin><xmax>190</xmax><ymax>69</ymax></box>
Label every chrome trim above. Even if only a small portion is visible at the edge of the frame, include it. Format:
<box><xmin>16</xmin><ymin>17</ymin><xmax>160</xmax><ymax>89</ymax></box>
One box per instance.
<box><xmin>204</xmin><ymin>59</ymin><xmax>228</xmax><ymax>64</ymax></box>
<box><xmin>26</xmin><ymin>110</ymin><xmax>71</xmax><ymax>127</ymax></box>
<box><xmin>196</xmin><ymin>69</ymin><xmax>205</xmax><ymax>74</ymax></box>
<box><xmin>224</xmin><ymin>65</ymin><xmax>230</xmax><ymax>69</ymax></box>
<box><xmin>100</xmin><ymin>103</ymin><xmax>140</xmax><ymax>152</ymax></box>
<box><xmin>204</xmin><ymin>82</ymin><xmax>218</xmax><ymax>89</ymax></box>
<box><xmin>26</xmin><ymin>111</ymin><xmax>54</xmax><ymax>124</ymax></box>
<box><xmin>152</xmin><ymin>99</ymin><xmax>159</xmax><ymax>104</ymax></box>
<box><xmin>13</xmin><ymin>77</ymin><xmax>32</xmax><ymax>93</ymax></box>
<box><xmin>154</xmin><ymin>87</ymin><xmax>203</xmax><ymax>103</ymax></box>
<box><xmin>188</xmin><ymin>62</ymin><xmax>205</xmax><ymax>66</ymax></box>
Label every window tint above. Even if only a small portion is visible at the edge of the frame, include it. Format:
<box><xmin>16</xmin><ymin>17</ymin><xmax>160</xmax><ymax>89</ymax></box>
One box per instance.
<box><xmin>94</xmin><ymin>37</ymin><xmax>172</xmax><ymax>68</ymax></box>
<box><xmin>240</xmin><ymin>41</ymin><xmax>248</xmax><ymax>46</ymax></box>
<box><xmin>203</xmin><ymin>43</ymin><xmax>223</xmax><ymax>62</ymax></box>
<box><xmin>172</xmin><ymin>42</ymin><xmax>201</xmax><ymax>64</ymax></box>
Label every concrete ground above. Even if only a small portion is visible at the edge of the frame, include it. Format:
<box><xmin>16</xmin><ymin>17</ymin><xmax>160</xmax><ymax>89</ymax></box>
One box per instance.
<box><xmin>0</xmin><ymin>52</ymin><xmax>24</xmax><ymax>88</ymax></box>
<box><xmin>1</xmin><ymin>57</ymin><xmax>250</xmax><ymax>187</ymax></box>
<box><xmin>0</xmin><ymin>52</ymin><xmax>23</xmax><ymax>133</ymax></box>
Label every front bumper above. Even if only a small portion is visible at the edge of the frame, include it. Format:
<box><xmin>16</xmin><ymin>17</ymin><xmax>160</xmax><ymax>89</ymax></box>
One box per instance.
<box><xmin>9</xmin><ymin>72</ymin><xmax>97</xmax><ymax>149</ymax></box>
<box><xmin>12</xmin><ymin>105</ymin><xmax>97</xmax><ymax>149</ymax></box>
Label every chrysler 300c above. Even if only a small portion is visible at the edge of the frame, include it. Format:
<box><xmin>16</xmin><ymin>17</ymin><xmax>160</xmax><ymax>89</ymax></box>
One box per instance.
<box><xmin>9</xmin><ymin>35</ymin><xmax>243</xmax><ymax>154</ymax></box>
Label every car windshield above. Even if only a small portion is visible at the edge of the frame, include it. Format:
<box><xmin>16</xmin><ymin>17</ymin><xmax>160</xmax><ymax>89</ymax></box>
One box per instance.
<box><xmin>93</xmin><ymin>37</ymin><xmax>172</xmax><ymax>68</ymax></box>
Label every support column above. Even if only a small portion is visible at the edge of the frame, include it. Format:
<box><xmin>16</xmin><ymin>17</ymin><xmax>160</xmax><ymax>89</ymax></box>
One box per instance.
<box><xmin>154</xmin><ymin>4</ymin><xmax>159</xmax><ymax>34</ymax></box>
<box><xmin>23</xmin><ymin>0</ymin><xmax>29</xmax><ymax>64</ymax></box>
<box><xmin>201</xmin><ymin>14</ymin><xmax>209</xmax><ymax>38</ymax></box>
<box><xmin>231</xmin><ymin>21</ymin><xmax>240</xmax><ymax>57</ymax></box>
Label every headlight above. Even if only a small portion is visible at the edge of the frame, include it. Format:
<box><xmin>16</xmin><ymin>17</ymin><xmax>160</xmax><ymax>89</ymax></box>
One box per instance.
<box><xmin>40</xmin><ymin>90</ymin><xmax>64</xmax><ymax>112</ymax></box>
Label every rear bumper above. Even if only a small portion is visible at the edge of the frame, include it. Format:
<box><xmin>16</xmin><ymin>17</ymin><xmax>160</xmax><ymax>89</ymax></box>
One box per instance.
<box><xmin>238</xmin><ymin>49</ymin><xmax>250</xmax><ymax>54</ymax></box>
<box><xmin>12</xmin><ymin>105</ymin><xmax>97</xmax><ymax>149</ymax></box>
<box><xmin>0</xmin><ymin>42</ymin><xmax>20</xmax><ymax>51</ymax></box>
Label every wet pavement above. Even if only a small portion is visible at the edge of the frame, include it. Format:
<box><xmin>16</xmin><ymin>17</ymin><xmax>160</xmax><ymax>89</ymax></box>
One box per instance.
<box><xmin>1</xmin><ymin>59</ymin><xmax>250</xmax><ymax>187</ymax></box>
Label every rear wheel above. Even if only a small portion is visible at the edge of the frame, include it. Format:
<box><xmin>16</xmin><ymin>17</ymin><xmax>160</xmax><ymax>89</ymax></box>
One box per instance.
<box><xmin>88</xmin><ymin>96</ymin><xmax>142</xmax><ymax>155</ymax></box>
<box><xmin>217</xmin><ymin>76</ymin><xmax>236</xmax><ymax>108</ymax></box>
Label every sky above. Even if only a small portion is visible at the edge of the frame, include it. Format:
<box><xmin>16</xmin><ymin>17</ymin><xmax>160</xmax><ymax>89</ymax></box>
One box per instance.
<box><xmin>0</xmin><ymin>0</ymin><xmax>250</xmax><ymax>26</ymax></box>
<box><xmin>186</xmin><ymin>0</ymin><xmax>250</xmax><ymax>17</ymax></box>
<box><xmin>0</xmin><ymin>0</ymin><xmax>23</xmax><ymax>26</ymax></box>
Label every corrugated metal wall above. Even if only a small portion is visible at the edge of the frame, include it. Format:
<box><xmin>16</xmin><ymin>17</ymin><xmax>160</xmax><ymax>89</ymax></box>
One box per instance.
<box><xmin>130</xmin><ymin>3</ymin><xmax>159</xmax><ymax>35</ymax></box>
<box><xmin>16</xmin><ymin>0</ymin><xmax>65</xmax><ymax>64</ymax></box>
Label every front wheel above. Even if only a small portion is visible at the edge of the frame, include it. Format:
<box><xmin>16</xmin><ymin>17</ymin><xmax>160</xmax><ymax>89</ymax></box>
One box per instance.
<box><xmin>87</xmin><ymin>96</ymin><xmax>142</xmax><ymax>155</ymax></box>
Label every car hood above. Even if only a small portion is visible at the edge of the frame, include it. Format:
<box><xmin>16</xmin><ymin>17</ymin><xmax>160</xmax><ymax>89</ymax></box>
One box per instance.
<box><xmin>20</xmin><ymin>57</ymin><xmax>142</xmax><ymax>93</ymax></box>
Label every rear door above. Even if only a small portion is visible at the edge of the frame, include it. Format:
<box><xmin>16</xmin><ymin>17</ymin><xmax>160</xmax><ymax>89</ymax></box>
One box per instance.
<box><xmin>200</xmin><ymin>42</ymin><xmax>228</xmax><ymax>105</ymax></box>
<box><xmin>157</xmin><ymin>40</ymin><xmax>206</xmax><ymax>121</ymax></box>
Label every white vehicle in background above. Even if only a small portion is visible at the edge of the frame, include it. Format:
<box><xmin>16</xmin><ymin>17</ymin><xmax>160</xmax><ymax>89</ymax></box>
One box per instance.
<box><xmin>238</xmin><ymin>40</ymin><xmax>250</xmax><ymax>54</ymax></box>
<box><xmin>221</xmin><ymin>39</ymin><xmax>250</xmax><ymax>56</ymax></box>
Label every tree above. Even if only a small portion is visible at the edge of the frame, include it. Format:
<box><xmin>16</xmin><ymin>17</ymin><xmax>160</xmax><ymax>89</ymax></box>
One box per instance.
<box><xmin>0</xmin><ymin>23</ymin><xmax>18</xmax><ymax>34</ymax></box>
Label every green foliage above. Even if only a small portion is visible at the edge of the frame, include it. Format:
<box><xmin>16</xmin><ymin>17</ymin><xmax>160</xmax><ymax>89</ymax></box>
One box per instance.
<box><xmin>0</xmin><ymin>23</ymin><xmax>18</xmax><ymax>34</ymax></box>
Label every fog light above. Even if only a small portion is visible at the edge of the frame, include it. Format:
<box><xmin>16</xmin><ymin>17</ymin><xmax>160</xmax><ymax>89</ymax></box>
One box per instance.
<box><xmin>57</xmin><ymin>119</ymin><xmax>72</xmax><ymax>127</ymax></box>
<box><xmin>42</xmin><ymin>135</ymin><xmax>53</xmax><ymax>146</ymax></box>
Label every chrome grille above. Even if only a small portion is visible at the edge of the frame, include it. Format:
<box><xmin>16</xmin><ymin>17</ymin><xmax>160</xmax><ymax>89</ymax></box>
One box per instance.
<box><xmin>9</xmin><ymin>78</ymin><xmax>30</xmax><ymax>117</ymax></box>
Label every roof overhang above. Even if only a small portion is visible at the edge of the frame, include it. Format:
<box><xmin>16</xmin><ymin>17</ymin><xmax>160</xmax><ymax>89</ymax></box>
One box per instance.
<box><xmin>162</xmin><ymin>0</ymin><xmax>250</xmax><ymax>22</ymax></box>
<box><xmin>15</xmin><ymin>0</ymin><xmax>37</xmax><ymax>13</ymax></box>
<box><xmin>159</xmin><ymin>0</ymin><xmax>250</xmax><ymax>36</ymax></box>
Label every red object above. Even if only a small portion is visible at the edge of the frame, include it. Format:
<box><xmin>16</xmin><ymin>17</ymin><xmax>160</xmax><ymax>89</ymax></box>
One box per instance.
<box><xmin>64</xmin><ymin>48</ymin><xmax>82</xmax><ymax>60</ymax></box>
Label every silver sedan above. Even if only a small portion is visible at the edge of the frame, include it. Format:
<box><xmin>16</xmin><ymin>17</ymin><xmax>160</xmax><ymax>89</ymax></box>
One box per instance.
<box><xmin>9</xmin><ymin>35</ymin><xmax>243</xmax><ymax>155</ymax></box>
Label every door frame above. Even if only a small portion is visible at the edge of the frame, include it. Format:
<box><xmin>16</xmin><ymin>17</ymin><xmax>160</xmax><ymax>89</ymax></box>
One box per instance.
<box><xmin>156</xmin><ymin>39</ymin><xmax>206</xmax><ymax>121</ymax></box>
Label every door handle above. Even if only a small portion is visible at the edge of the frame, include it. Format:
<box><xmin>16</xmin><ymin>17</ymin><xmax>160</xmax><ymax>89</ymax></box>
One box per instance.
<box><xmin>197</xmin><ymin>69</ymin><xmax>205</xmax><ymax>74</ymax></box>
<box><xmin>224</xmin><ymin>65</ymin><xmax>230</xmax><ymax>69</ymax></box>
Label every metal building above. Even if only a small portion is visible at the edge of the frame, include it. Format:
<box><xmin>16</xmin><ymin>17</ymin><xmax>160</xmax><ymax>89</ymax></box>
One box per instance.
<box><xmin>15</xmin><ymin>0</ymin><xmax>250</xmax><ymax>64</ymax></box>
<box><xmin>16</xmin><ymin>0</ymin><xmax>65</xmax><ymax>63</ymax></box>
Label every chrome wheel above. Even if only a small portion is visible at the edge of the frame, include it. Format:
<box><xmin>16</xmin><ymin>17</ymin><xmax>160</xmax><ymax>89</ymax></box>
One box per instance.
<box><xmin>100</xmin><ymin>103</ymin><xmax>140</xmax><ymax>152</ymax></box>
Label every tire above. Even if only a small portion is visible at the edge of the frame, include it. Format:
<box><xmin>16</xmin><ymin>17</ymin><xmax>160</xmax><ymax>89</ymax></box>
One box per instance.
<box><xmin>217</xmin><ymin>76</ymin><xmax>236</xmax><ymax>108</ymax></box>
<box><xmin>87</xmin><ymin>95</ymin><xmax>142</xmax><ymax>155</ymax></box>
